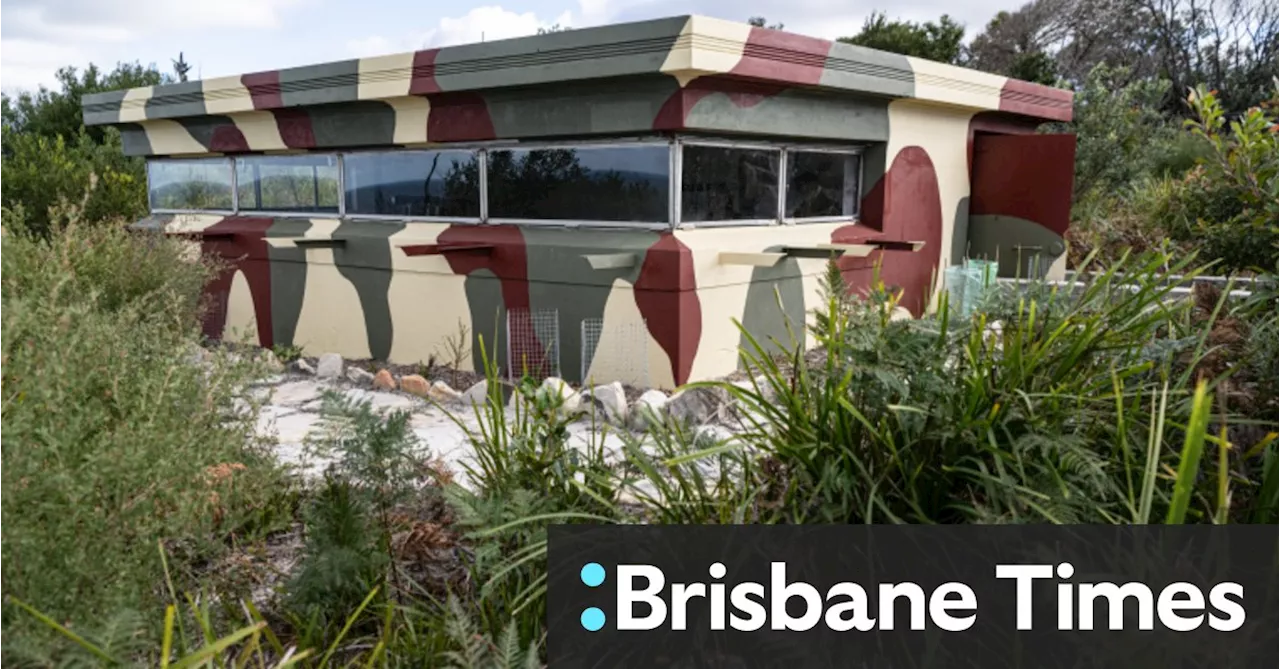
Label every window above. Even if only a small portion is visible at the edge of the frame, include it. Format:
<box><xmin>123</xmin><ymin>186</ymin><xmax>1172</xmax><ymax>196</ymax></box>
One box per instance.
<box><xmin>148</xmin><ymin>159</ymin><xmax>233</xmax><ymax>211</ymax></box>
<box><xmin>235</xmin><ymin>155</ymin><xmax>339</xmax><ymax>213</ymax></box>
<box><xmin>785</xmin><ymin>150</ymin><xmax>860</xmax><ymax>220</ymax></box>
<box><xmin>680</xmin><ymin>144</ymin><xmax>780</xmax><ymax>222</ymax></box>
<box><xmin>487</xmin><ymin>145</ymin><xmax>669</xmax><ymax>223</ymax></box>
<box><xmin>344</xmin><ymin>150</ymin><xmax>480</xmax><ymax>217</ymax></box>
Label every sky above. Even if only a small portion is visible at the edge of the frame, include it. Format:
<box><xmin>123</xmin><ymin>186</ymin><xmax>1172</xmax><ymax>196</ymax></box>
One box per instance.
<box><xmin>1</xmin><ymin>0</ymin><xmax>1016</xmax><ymax>95</ymax></box>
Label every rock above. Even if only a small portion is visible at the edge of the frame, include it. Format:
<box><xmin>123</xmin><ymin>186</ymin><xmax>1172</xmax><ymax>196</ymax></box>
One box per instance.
<box><xmin>315</xmin><ymin>353</ymin><xmax>344</xmax><ymax>379</ymax></box>
<box><xmin>666</xmin><ymin>385</ymin><xmax>731</xmax><ymax>427</ymax></box>
<box><xmin>247</xmin><ymin>348</ymin><xmax>283</xmax><ymax>374</ymax></box>
<box><xmin>629</xmin><ymin>389</ymin><xmax>669</xmax><ymax>430</ymax></box>
<box><xmin>427</xmin><ymin>380</ymin><xmax>464</xmax><ymax>404</ymax></box>
<box><xmin>400</xmin><ymin>374</ymin><xmax>430</xmax><ymax>397</ymax></box>
<box><xmin>584</xmin><ymin>382</ymin><xmax>628</xmax><ymax>423</ymax></box>
<box><xmin>346</xmin><ymin>366</ymin><xmax>375</xmax><ymax>385</ymax></box>
<box><xmin>538</xmin><ymin>377</ymin><xmax>582</xmax><ymax>416</ymax></box>
<box><xmin>291</xmin><ymin>358</ymin><xmax>316</xmax><ymax>375</ymax></box>
<box><xmin>372</xmin><ymin>369</ymin><xmax>397</xmax><ymax>391</ymax></box>
<box><xmin>462</xmin><ymin>380</ymin><xmax>490</xmax><ymax>407</ymax></box>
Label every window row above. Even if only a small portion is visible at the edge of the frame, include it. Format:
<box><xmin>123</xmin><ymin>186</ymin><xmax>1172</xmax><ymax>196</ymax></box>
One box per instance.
<box><xmin>147</xmin><ymin>140</ymin><xmax>862</xmax><ymax>225</ymax></box>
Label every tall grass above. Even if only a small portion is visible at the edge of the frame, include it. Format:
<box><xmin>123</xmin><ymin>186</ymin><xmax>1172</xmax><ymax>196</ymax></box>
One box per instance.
<box><xmin>724</xmin><ymin>250</ymin><xmax>1277</xmax><ymax>525</ymax></box>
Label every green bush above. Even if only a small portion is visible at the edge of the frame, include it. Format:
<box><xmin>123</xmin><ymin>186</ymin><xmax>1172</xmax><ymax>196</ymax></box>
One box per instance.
<box><xmin>1</xmin><ymin>215</ymin><xmax>288</xmax><ymax>659</ymax></box>
<box><xmin>0</xmin><ymin>128</ymin><xmax>149</xmax><ymax>237</ymax></box>
<box><xmin>1156</xmin><ymin>86</ymin><xmax>1280</xmax><ymax>273</ymax></box>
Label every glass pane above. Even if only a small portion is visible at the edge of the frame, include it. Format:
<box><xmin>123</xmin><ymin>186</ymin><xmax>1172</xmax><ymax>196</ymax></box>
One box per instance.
<box><xmin>680</xmin><ymin>145</ymin><xmax>779</xmax><ymax>222</ymax></box>
<box><xmin>786</xmin><ymin>151</ymin><xmax>860</xmax><ymax>219</ymax></box>
<box><xmin>487</xmin><ymin>145</ymin><xmax>669</xmax><ymax>222</ymax></box>
<box><xmin>235</xmin><ymin>155</ymin><xmax>339</xmax><ymax>213</ymax></box>
<box><xmin>147</xmin><ymin>159</ymin><xmax>233</xmax><ymax>210</ymax></box>
<box><xmin>344</xmin><ymin>151</ymin><xmax>480</xmax><ymax>217</ymax></box>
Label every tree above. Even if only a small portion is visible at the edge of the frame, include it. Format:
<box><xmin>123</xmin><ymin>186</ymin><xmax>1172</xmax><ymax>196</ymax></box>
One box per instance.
<box><xmin>748</xmin><ymin>16</ymin><xmax>785</xmax><ymax>30</ymax></box>
<box><xmin>1</xmin><ymin>62</ymin><xmax>167</xmax><ymax>234</ymax></box>
<box><xmin>839</xmin><ymin>12</ymin><xmax>966</xmax><ymax>64</ymax></box>
<box><xmin>1</xmin><ymin>62</ymin><xmax>167</xmax><ymax>145</ymax></box>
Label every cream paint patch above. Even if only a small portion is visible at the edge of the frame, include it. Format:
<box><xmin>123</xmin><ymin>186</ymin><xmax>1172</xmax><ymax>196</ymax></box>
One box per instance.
<box><xmin>291</xmin><ymin>219</ymin><xmax>372</xmax><ymax>359</ymax></box>
<box><xmin>660</xmin><ymin>16</ymin><xmax>751</xmax><ymax>88</ymax></box>
<box><xmin>384</xmin><ymin>224</ymin><xmax>475</xmax><ymax>366</ymax></box>
<box><xmin>142</xmin><ymin>120</ymin><xmax>210</xmax><ymax>156</ymax></box>
<box><xmin>230</xmin><ymin>111</ymin><xmax>287</xmax><ymax>151</ymax></box>
<box><xmin>222</xmin><ymin>270</ymin><xmax>260</xmax><ymax>345</ymax></box>
<box><xmin>885</xmin><ymin>100</ymin><xmax>977</xmax><ymax>309</ymax></box>
<box><xmin>358</xmin><ymin>53</ymin><xmax>415</xmax><ymax>100</ymax></box>
<box><xmin>118</xmin><ymin>86</ymin><xmax>154</xmax><ymax>123</ymax></box>
<box><xmin>676</xmin><ymin>224</ymin><xmax>850</xmax><ymax>379</ymax></box>
<box><xmin>385</xmin><ymin>97</ymin><xmax>431</xmax><ymax>145</ymax></box>
<box><xmin>583</xmin><ymin>279</ymin><xmax>653</xmax><ymax>387</ymax></box>
<box><xmin>1046</xmin><ymin>252</ymin><xmax>1068</xmax><ymax>281</ymax></box>
<box><xmin>165</xmin><ymin>214</ymin><xmax>227</xmax><ymax>235</ymax></box>
<box><xmin>202</xmin><ymin>75</ymin><xmax>255</xmax><ymax>116</ymax></box>
<box><xmin>906</xmin><ymin>58</ymin><xmax>1004</xmax><ymax>111</ymax></box>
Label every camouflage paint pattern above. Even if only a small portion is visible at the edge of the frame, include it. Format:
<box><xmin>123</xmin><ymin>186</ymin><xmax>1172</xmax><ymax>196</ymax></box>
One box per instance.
<box><xmin>85</xmin><ymin>15</ymin><xmax>1076</xmax><ymax>389</ymax></box>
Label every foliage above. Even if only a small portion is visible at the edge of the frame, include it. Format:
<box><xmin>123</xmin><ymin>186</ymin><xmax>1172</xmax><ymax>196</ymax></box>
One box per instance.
<box><xmin>1152</xmin><ymin>84</ymin><xmax>1280</xmax><ymax>272</ymax></box>
<box><xmin>1</xmin><ymin>129</ymin><xmax>150</xmax><ymax>237</ymax></box>
<box><xmin>1</xmin><ymin>213</ymin><xmax>290</xmax><ymax>658</ymax></box>
<box><xmin>724</xmin><ymin>250</ymin><xmax>1277</xmax><ymax>524</ymax></box>
<box><xmin>0</xmin><ymin>61</ymin><xmax>170</xmax><ymax>236</ymax></box>
<box><xmin>1</xmin><ymin>62</ymin><xmax>165</xmax><ymax>143</ymax></box>
<box><xmin>839</xmin><ymin>12</ymin><xmax>967</xmax><ymax>64</ymax></box>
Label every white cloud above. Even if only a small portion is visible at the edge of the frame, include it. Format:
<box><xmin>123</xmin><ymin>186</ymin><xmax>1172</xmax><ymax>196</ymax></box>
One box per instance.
<box><xmin>345</xmin><ymin>2</ymin><xmax>607</xmax><ymax>58</ymax></box>
<box><xmin>3</xmin><ymin>0</ymin><xmax>303</xmax><ymax>40</ymax></box>
<box><xmin>2</xmin><ymin>0</ymin><xmax>304</xmax><ymax>91</ymax></box>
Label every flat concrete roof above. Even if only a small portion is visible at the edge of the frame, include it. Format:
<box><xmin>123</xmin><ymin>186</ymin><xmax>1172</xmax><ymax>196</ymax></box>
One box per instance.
<box><xmin>82</xmin><ymin>15</ymin><xmax>1072</xmax><ymax>128</ymax></box>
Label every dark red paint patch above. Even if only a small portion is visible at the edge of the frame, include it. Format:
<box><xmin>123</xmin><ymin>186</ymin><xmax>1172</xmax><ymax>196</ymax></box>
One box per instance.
<box><xmin>653</xmin><ymin>76</ymin><xmax>789</xmax><ymax>130</ymax></box>
<box><xmin>834</xmin><ymin>146</ymin><xmax>943</xmax><ymax>316</ymax></box>
<box><xmin>436</xmin><ymin>225</ymin><xmax>555</xmax><ymax>373</ymax></box>
<box><xmin>271</xmin><ymin>108</ymin><xmax>317</xmax><ymax>149</ymax></box>
<box><xmin>437</xmin><ymin>225</ymin><xmax>529</xmax><ymax>309</ymax></box>
<box><xmin>199</xmin><ymin>217</ymin><xmax>277</xmax><ymax>346</ymax></box>
<box><xmin>730</xmin><ymin>27</ymin><xmax>830</xmax><ymax>85</ymax></box>
<box><xmin>970</xmin><ymin>133</ymin><xmax>1077</xmax><ymax>236</ymax></box>
<box><xmin>999</xmin><ymin>79</ymin><xmax>1073</xmax><ymax>123</ymax></box>
<box><xmin>242</xmin><ymin>71</ymin><xmax>283</xmax><ymax>110</ymax></box>
<box><xmin>208</xmin><ymin>124</ymin><xmax>250</xmax><ymax>152</ymax></box>
<box><xmin>409</xmin><ymin>49</ymin><xmax>443</xmax><ymax>95</ymax></box>
<box><xmin>426</xmin><ymin>92</ymin><xmax>496</xmax><ymax>142</ymax></box>
<box><xmin>965</xmin><ymin>111</ymin><xmax>1041</xmax><ymax>171</ymax></box>
<box><xmin>634</xmin><ymin>234</ymin><xmax>700</xmax><ymax>386</ymax></box>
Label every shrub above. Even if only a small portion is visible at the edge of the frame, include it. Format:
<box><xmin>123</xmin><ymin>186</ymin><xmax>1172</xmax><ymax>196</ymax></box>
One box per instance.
<box><xmin>1</xmin><ymin>215</ymin><xmax>288</xmax><ymax>658</ymax></box>
<box><xmin>1157</xmin><ymin>85</ymin><xmax>1279</xmax><ymax>273</ymax></box>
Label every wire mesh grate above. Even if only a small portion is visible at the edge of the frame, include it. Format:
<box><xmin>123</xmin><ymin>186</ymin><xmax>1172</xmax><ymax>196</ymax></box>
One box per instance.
<box><xmin>505</xmin><ymin>308</ymin><xmax>560</xmax><ymax>380</ymax></box>
<box><xmin>580</xmin><ymin>317</ymin><xmax>649</xmax><ymax>387</ymax></box>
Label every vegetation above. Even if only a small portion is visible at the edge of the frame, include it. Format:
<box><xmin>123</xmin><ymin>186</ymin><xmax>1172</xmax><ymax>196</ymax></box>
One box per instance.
<box><xmin>1</xmin><ymin>4</ymin><xmax>1276</xmax><ymax>667</ymax></box>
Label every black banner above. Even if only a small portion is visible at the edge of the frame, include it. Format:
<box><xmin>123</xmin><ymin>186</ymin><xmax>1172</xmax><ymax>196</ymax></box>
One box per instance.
<box><xmin>547</xmin><ymin>525</ymin><xmax>1278</xmax><ymax>668</ymax></box>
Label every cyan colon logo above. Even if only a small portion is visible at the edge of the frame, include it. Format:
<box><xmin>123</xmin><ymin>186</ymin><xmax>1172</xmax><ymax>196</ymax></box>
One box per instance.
<box><xmin>580</xmin><ymin>562</ymin><xmax>607</xmax><ymax>632</ymax></box>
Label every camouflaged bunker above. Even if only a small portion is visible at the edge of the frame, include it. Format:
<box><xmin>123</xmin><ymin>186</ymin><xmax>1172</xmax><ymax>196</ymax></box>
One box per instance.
<box><xmin>81</xmin><ymin>15</ymin><xmax>1076</xmax><ymax>389</ymax></box>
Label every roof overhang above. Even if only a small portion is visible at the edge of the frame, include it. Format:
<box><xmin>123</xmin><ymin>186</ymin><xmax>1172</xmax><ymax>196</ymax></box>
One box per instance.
<box><xmin>82</xmin><ymin>15</ymin><xmax>1072</xmax><ymax>130</ymax></box>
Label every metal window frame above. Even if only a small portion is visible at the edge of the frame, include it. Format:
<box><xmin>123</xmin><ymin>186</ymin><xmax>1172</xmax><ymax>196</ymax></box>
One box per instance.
<box><xmin>232</xmin><ymin>154</ymin><xmax>343</xmax><ymax>218</ymax></box>
<box><xmin>341</xmin><ymin>147</ymin><xmax>484</xmax><ymax>223</ymax></box>
<box><xmin>780</xmin><ymin>146</ymin><xmax>864</xmax><ymax>225</ymax></box>
<box><xmin>143</xmin><ymin>135</ymin><xmax>868</xmax><ymax>230</ymax></box>
<box><xmin>146</xmin><ymin>156</ymin><xmax>237</xmax><ymax>215</ymax></box>
<box><xmin>675</xmin><ymin>137</ymin><xmax>785</xmax><ymax>228</ymax></box>
<box><xmin>483</xmin><ymin>138</ymin><xmax>675</xmax><ymax>228</ymax></box>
